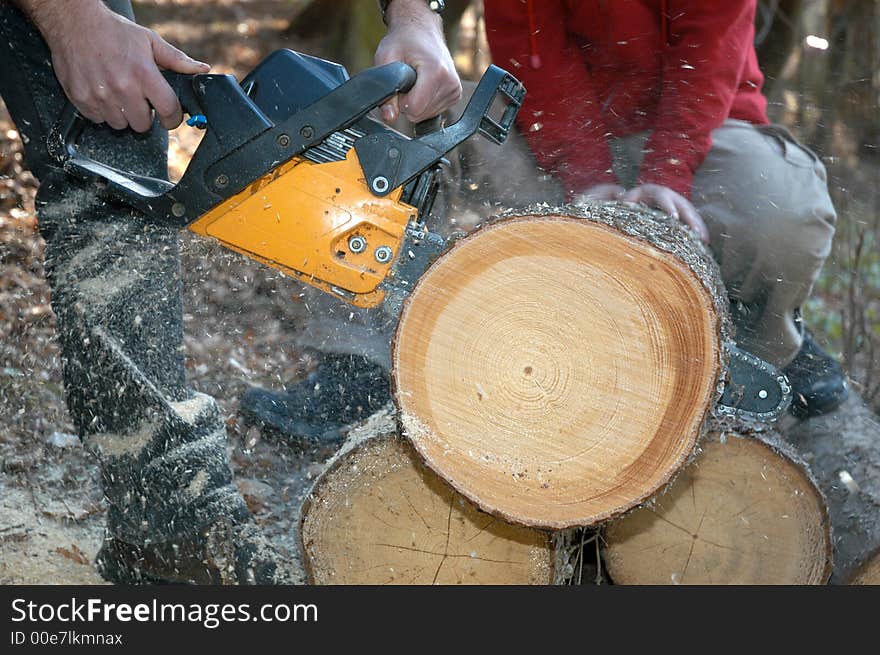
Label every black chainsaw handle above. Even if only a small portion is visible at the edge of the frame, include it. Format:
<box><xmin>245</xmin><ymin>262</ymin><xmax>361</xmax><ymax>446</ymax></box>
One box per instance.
<box><xmin>47</xmin><ymin>61</ymin><xmax>418</xmax><ymax>223</ymax></box>
<box><xmin>49</xmin><ymin>70</ymin><xmax>210</xmax><ymax>161</ymax></box>
<box><xmin>47</xmin><ymin>69</ymin><xmax>271</xmax><ymax>207</ymax></box>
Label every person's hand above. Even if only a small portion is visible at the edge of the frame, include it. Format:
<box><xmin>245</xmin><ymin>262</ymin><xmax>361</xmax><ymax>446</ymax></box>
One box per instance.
<box><xmin>621</xmin><ymin>184</ymin><xmax>710</xmax><ymax>243</ymax></box>
<box><xmin>35</xmin><ymin>0</ymin><xmax>209</xmax><ymax>132</ymax></box>
<box><xmin>374</xmin><ymin>0</ymin><xmax>462</xmax><ymax>124</ymax></box>
<box><xmin>573</xmin><ymin>183</ymin><xmax>626</xmax><ymax>203</ymax></box>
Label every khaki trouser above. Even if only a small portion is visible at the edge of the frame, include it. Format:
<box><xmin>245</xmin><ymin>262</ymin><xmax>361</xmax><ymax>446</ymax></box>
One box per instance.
<box><xmin>693</xmin><ymin>119</ymin><xmax>836</xmax><ymax>366</ymax></box>
<box><xmin>611</xmin><ymin>118</ymin><xmax>837</xmax><ymax>366</ymax></box>
<box><xmin>296</xmin><ymin>90</ymin><xmax>837</xmax><ymax>370</ymax></box>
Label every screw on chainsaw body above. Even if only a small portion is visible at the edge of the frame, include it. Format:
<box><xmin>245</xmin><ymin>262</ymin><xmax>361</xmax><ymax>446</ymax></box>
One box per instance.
<box><xmin>300</xmin><ymin>126</ymin><xmax>314</xmax><ymax>139</ymax></box>
<box><xmin>215</xmin><ymin>174</ymin><xmax>229</xmax><ymax>188</ymax></box>
<box><xmin>375</xmin><ymin>246</ymin><xmax>393</xmax><ymax>263</ymax></box>
<box><xmin>277</xmin><ymin>134</ymin><xmax>291</xmax><ymax>147</ymax></box>
<box><xmin>348</xmin><ymin>235</ymin><xmax>367</xmax><ymax>254</ymax></box>
<box><xmin>171</xmin><ymin>203</ymin><xmax>186</xmax><ymax>218</ymax></box>
<box><xmin>372</xmin><ymin>176</ymin><xmax>390</xmax><ymax>193</ymax></box>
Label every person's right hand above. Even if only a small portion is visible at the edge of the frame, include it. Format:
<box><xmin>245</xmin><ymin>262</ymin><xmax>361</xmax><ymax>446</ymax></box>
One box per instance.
<box><xmin>37</xmin><ymin>1</ymin><xmax>209</xmax><ymax>132</ymax></box>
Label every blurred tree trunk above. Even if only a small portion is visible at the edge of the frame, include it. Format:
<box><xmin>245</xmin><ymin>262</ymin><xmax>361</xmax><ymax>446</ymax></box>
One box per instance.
<box><xmin>285</xmin><ymin>0</ymin><xmax>385</xmax><ymax>71</ymax></box>
<box><xmin>821</xmin><ymin>0</ymin><xmax>880</xmax><ymax>403</ymax></box>
<box><xmin>783</xmin><ymin>0</ymin><xmax>880</xmax><ymax>407</ymax></box>
<box><xmin>816</xmin><ymin>0</ymin><xmax>879</xmax><ymax>154</ymax></box>
<box><xmin>755</xmin><ymin>0</ymin><xmax>808</xmax><ymax>93</ymax></box>
<box><xmin>286</xmin><ymin>0</ymin><xmax>472</xmax><ymax>72</ymax></box>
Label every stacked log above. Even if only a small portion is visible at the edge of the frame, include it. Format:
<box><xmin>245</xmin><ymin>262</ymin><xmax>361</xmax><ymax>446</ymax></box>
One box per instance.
<box><xmin>391</xmin><ymin>204</ymin><xmax>729</xmax><ymax>529</ymax></box>
<box><xmin>601</xmin><ymin>427</ymin><xmax>832</xmax><ymax>584</ymax></box>
<box><xmin>299</xmin><ymin>408</ymin><xmax>558</xmax><ymax>585</ymax></box>
<box><xmin>300</xmin><ymin>203</ymin><xmax>725</xmax><ymax>583</ymax></box>
<box><xmin>778</xmin><ymin>394</ymin><xmax>880</xmax><ymax>583</ymax></box>
<box><xmin>297</xmin><ymin>204</ymin><xmax>879</xmax><ymax>585</ymax></box>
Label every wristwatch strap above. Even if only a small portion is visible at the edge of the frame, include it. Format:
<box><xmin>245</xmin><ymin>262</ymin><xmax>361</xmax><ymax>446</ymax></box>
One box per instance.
<box><xmin>379</xmin><ymin>0</ymin><xmax>446</xmax><ymax>22</ymax></box>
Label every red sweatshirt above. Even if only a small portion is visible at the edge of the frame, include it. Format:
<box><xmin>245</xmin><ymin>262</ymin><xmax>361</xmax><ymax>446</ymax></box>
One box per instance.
<box><xmin>482</xmin><ymin>0</ymin><xmax>769</xmax><ymax>197</ymax></box>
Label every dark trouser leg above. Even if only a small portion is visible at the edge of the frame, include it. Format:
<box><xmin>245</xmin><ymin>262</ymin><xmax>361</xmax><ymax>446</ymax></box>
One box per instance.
<box><xmin>0</xmin><ymin>3</ymin><xmax>247</xmax><ymax>545</ymax></box>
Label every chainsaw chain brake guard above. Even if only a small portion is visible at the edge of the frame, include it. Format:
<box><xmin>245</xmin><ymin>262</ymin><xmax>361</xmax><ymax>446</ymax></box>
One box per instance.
<box><xmin>47</xmin><ymin>49</ymin><xmax>524</xmax><ymax>308</ymax></box>
<box><xmin>353</xmin><ymin>65</ymin><xmax>525</xmax><ymax>200</ymax></box>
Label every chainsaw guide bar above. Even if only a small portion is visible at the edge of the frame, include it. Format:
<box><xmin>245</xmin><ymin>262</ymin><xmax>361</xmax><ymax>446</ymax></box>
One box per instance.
<box><xmin>718</xmin><ymin>342</ymin><xmax>792</xmax><ymax>421</ymax></box>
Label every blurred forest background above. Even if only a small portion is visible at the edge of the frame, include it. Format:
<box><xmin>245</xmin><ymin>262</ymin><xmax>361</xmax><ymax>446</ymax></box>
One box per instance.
<box><xmin>1</xmin><ymin>0</ymin><xmax>879</xmax><ymax>416</ymax></box>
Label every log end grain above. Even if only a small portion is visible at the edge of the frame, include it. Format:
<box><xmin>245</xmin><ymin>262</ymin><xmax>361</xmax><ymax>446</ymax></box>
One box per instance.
<box><xmin>393</xmin><ymin>207</ymin><xmax>727</xmax><ymax>529</ymax></box>
<box><xmin>850</xmin><ymin>548</ymin><xmax>880</xmax><ymax>584</ymax></box>
<box><xmin>602</xmin><ymin>431</ymin><xmax>833</xmax><ymax>585</ymax></box>
<box><xmin>300</xmin><ymin>435</ymin><xmax>554</xmax><ymax>585</ymax></box>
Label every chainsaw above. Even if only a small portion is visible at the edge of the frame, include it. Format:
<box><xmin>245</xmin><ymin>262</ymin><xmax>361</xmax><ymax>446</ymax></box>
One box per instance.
<box><xmin>47</xmin><ymin>49</ymin><xmax>790</xmax><ymax>422</ymax></box>
<box><xmin>48</xmin><ymin>49</ymin><xmax>522</xmax><ymax>311</ymax></box>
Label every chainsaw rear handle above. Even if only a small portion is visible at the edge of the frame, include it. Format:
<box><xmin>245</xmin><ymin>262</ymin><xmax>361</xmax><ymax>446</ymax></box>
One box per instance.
<box><xmin>47</xmin><ymin>61</ymin><xmax>418</xmax><ymax>223</ymax></box>
<box><xmin>47</xmin><ymin>69</ymin><xmax>259</xmax><ymax>202</ymax></box>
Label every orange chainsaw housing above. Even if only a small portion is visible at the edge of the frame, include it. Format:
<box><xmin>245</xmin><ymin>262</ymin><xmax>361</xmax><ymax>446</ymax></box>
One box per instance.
<box><xmin>187</xmin><ymin>149</ymin><xmax>417</xmax><ymax>308</ymax></box>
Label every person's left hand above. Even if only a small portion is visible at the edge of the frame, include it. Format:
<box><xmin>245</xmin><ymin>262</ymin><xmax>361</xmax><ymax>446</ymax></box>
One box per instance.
<box><xmin>573</xmin><ymin>183</ymin><xmax>626</xmax><ymax>204</ymax></box>
<box><xmin>374</xmin><ymin>0</ymin><xmax>462</xmax><ymax>124</ymax></box>
<box><xmin>621</xmin><ymin>184</ymin><xmax>710</xmax><ymax>243</ymax></box>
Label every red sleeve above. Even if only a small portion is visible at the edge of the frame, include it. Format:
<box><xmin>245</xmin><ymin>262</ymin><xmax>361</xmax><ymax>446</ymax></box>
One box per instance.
<box><xmin>639</xmin><ymin>0</ymin><xmax>758</xmax><ymax>196</ymax></box>
<box><xmin>483</xmin><ymin>0</ymin><xmax>616</xmax><ymax>196</ymax></box>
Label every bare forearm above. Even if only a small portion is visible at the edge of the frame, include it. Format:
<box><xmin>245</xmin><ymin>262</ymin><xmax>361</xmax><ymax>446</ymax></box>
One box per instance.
<box><xmin>384</xmin><ymin>0</ymin><xmax>443</xmax><ymax>30</ymax></box>
<box><xmin>12</xmin><ymin>0</ymin><xmax>107</xmax><ymax>43</ymax></box>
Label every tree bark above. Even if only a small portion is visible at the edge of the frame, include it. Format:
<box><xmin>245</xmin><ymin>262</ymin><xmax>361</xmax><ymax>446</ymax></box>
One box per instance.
<box><xmin>755</xmin><ymin>0</ymin><xmax>808</xmax><ymax>103</ymax></box>
<box><xmin>392</xmin><ymin>203</ymin><xmax>731</xmax><ymax>529</ymax></box>
<box><xmin>778</xmin><ymin>393</ymin><xmax>880</xmax><ymax>583</ymax></box>
<box><xmin>601</xmin><ymin>424</ymin><xmax>833</xmax><ymax>585</ymax></box>
<box><xmin>299</xmin><ymin>406</ymin><xmax>557</xmax><ymax>585</ymax></box>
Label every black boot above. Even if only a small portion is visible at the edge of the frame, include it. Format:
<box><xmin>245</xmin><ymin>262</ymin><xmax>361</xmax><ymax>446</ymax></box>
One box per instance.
<box><xmin>96</xmin><ymin>519</ymin><xmax>294</xmax><ymax>585</ymax></box>
<box><xmin>238</xmin><ymin>354</ymin><xmax>391</xmax><ymax>446</ymax></box>
<box><xmin>783</xmin><ymin>330</ymin><xmax>849</xmax><ymax>418</ymax></box>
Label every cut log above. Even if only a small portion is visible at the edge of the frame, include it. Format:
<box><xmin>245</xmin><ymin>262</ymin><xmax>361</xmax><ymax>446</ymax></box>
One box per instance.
<box><xmin>601</xmin><ymin>427</ymin><xmax>833</xmax><ymax>585</ymax></box>
<box><xmin>392</xmin><ymin>204</ymin><xmax>730</xmax><ymax>529</ymax></box>
<box><xmin>778</xmin><ymin>393</ymin><xmax>880</xmax><ymax>583</ymax></box>
<box><xmin>299</xmin><ymin>408</ymin><xmax>555</xmax><ymax>585</ymax></box>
